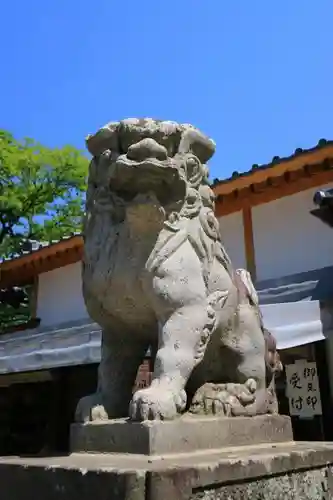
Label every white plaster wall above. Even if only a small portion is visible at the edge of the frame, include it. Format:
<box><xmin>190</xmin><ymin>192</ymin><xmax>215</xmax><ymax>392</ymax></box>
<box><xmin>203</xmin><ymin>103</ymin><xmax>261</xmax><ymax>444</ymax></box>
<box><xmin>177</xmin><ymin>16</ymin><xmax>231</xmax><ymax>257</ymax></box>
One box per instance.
<box><xmin>37</xmin><ymin>262</ymin><xmax>88</xmax><ymax>327</ymax></box>
<box><xmin>252</xmin><ymin>183</ymin><xmax>333</xmax><ymax>282</ymax></box>
<box><xmin>218</xmin><ymin>211</ymin><xmax>246</xmax><ymax>270</ymax></box>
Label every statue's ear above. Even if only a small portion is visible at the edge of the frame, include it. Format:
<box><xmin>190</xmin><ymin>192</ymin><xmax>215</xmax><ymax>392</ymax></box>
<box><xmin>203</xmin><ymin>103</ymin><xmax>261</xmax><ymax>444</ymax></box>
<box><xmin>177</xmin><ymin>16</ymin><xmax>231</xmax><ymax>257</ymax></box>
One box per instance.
<box><xmin>178</xmin><ymin>128</ymin><xmax>215</xmax><ymax>164</ymax></box>
<box><xmin>86</xmin><ymin>122</ymin><xmax>119</xmax><ymax>156</ymax></box>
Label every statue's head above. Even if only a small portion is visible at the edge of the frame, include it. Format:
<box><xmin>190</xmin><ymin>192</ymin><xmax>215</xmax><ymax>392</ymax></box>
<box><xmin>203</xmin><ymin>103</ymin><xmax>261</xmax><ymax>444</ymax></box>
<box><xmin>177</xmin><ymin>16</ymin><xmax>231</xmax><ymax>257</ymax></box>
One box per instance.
<box><xmin>86</xmin><ymin>118</ymin><xmax>215</xmax><ymax>210</ymax></box>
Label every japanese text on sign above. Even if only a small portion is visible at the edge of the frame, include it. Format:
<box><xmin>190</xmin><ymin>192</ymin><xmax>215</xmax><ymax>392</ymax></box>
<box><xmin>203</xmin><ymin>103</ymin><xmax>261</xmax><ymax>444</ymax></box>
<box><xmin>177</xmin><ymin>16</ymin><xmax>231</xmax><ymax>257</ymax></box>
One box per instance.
<box><xmin>285</xmin><ymin>360</ymin><xmax>322</xmax><ymax>418</ymax></box>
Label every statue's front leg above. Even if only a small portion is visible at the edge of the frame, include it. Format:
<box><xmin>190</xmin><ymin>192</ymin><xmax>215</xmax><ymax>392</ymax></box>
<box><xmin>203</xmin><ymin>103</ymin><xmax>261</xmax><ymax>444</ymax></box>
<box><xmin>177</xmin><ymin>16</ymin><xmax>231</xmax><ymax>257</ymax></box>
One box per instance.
<box><xmin>76</xmin><ymin>330</ymin><xmax>148</xmax><ymax>422</ymax></box>
<box><xmin>129</xmin><ymin>303</ymin><xmax>209</xmax><ymax>421</ymax></box>
<box><xmin>129</xmin><ymin>245</ymin><xmax>225</xmax><ymax>421</ymax></box>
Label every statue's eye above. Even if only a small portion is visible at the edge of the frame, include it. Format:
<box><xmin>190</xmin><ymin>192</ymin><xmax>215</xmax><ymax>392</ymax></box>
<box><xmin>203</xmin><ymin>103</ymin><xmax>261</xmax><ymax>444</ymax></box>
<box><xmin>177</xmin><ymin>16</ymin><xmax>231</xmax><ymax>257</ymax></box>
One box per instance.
<box><xmin>187</xmin><ymin>191</ymin><xmax>198</xmax><ymax>204</ymax></box>
<box><xmin>187</xmin><ymin>156</ymin><xmax>197</xmax><ymax>167</ymax></box>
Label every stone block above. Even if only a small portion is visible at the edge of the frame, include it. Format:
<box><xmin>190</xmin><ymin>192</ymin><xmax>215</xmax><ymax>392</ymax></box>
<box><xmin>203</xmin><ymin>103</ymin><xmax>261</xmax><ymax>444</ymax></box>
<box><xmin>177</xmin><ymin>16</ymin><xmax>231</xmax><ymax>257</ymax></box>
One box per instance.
<box><xmin>70</xmin><ymin>414</ymin><xmax>293</xmax><ymax>455</ymax></box>
<box><xmin>0</xmin><ymin>455</ymin><xmax>145</xmax><ymax>500</ymax></box>
<box><xmin>2</xmin><ymin>442</ymin><xmax>333</xmax><ymax>499</ymax></box>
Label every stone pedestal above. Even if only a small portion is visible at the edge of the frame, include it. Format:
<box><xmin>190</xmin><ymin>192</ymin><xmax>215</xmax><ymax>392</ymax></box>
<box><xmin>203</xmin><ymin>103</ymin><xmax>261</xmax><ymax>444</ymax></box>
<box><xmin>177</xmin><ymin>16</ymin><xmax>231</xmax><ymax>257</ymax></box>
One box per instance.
<box><xmin>3</xmin><ymin>415</ymin><xmax>333</xmax><ymax>499</ymax></box>
<box><xmin>70</xmin><ymin>414</ymin><xmax>293</xmax><ymax>455</ymax></box>
<box><xmin>2</xmin><ymin>441</ymin><xmax>333</xmax><ymax>499</ymax></box>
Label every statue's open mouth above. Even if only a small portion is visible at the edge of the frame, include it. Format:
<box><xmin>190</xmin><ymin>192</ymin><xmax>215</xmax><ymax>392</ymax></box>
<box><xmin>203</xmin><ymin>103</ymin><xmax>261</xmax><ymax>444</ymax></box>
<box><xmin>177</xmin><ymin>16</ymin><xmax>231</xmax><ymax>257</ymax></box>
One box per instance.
<box><xmin>109</xmin><ymin>154</ymin><xmax>186</xmax><ymax>203</ymax></box>
<box><xmin>116</xmin><ymin>155</ymin><xmax>179</xmax><ymax>175</ymax></box>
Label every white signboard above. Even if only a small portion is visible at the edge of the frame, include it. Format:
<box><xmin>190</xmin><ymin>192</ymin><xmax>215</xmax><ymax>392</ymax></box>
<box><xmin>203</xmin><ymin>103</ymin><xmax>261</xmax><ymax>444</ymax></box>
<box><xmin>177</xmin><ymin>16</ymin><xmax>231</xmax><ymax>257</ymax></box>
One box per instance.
<box><xmin>285</xmin><ymin>360</ymin><xmax>322</xmax><ymax>418</ymax></box>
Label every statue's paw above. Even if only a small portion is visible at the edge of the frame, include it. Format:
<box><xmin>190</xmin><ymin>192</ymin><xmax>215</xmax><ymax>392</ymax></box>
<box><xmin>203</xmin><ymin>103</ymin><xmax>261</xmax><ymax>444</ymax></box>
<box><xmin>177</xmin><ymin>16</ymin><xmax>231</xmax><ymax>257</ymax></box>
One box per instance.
<box><xmin>222</xmin><ymin>379</ymin><xmax>258</xmax><ymax>416</ymax></box>
<box><xmin>224</xmin><ymin>379</ymin><xmax>257</xmax><ymax>405</ymax></box>
<box><xmin>189</xmin><ymin>379</ymin><xmax>257</xmax><ymax>417</ymax></box>
<box><xmin>189</xmin><ymin>383</ymin><xmax>228</xmax><ymax>415</ymax></box>
<box><xmin>75</xmin><ymin>393</ymin><xmax>109</xmax><ymax>423</ymax></box>
<box><xmin>129</xmin><ymin>387</ymin><xmax>187</xmax><ymax>421</ymax></box>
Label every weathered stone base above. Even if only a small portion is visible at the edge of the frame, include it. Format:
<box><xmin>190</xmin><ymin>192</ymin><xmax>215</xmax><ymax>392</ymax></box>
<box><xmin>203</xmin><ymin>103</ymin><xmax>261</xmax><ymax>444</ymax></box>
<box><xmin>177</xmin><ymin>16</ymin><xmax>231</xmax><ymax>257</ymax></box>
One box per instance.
<box><xmin>2</xmin><ymin>442</ymin><xmax>333</xmax><ymax>499</ymax></box>
<box><xmin>70</xmin><ymin>414</ymin><xmax>293</xmax><ymax>455</ymax></box>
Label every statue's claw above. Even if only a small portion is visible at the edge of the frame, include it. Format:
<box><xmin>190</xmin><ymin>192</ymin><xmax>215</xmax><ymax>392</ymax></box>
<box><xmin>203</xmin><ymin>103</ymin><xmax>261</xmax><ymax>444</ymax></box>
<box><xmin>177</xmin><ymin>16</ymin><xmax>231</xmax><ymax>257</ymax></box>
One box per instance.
<box><xmin>129</xmin><ymin>386</ymin><xmax>187</xmax><ymax>421</ymax></box>
<box><xmin>75</xmin><ymin>393</ymin><xmax>108</xmax><ymax>423</ymax></box>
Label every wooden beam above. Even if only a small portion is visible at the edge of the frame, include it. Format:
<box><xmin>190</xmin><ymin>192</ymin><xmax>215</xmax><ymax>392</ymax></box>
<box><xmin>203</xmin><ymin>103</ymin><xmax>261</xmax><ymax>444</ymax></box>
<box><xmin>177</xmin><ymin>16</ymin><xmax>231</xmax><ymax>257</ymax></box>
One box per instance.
<box><xmin>242</xmin><ymin>207</ymin><xmax>256</xmax><ymax>281</ymax></box>
<box><xmin>0</xmin><ymin>246</ymin><xmax>82</xmax><ymax>288</ymax></box>
<box><xmin>0</xmin><ymin>370</ymin><xmax>53</xmax><ymax>387</ymax></box>
<box><xmin>32</xmin><ymin>248</ymin><xmax>83</xmax><ymax>276</ymax></box>
<box><xmin>30</xmin><ymin>276</ymin><xmax>39</xmax><ymax>318</ymax></box>
<box><xmin>215</xmin><ymin>166</ymin><xmax>333</xmax><ymax>217</ymax></box>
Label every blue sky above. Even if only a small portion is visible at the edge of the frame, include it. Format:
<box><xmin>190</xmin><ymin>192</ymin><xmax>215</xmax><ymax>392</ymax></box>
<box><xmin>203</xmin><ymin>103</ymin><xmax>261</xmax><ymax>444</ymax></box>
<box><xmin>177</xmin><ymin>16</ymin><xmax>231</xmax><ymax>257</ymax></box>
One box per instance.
<box><xmin>1</xmin><ymin>1</ymin><xmax>332</xmax><ymax>180</ymax></box>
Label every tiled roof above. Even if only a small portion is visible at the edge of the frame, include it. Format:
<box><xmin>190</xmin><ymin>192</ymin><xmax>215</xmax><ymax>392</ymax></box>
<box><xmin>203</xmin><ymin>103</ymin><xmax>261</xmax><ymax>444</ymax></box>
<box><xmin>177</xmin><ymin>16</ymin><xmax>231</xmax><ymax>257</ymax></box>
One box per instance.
<box><xmin>23</xmin><ymin>231</ymin><xmax>82</xmax><ymax>253</ymax></box>
<box><xmin>211</xmin><ymin>138</ymin><xmax>332</xmax><ymax>187</ymax></box>
<box><xmin>0</xmin><ymin>232</ymin><xmax>82</xmax><ymax>263</ymax></box>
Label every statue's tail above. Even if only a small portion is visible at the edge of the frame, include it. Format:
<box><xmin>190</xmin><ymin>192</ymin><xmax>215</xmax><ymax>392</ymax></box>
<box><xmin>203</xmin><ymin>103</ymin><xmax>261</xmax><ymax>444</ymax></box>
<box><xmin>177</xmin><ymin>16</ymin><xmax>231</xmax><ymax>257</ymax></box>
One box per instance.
<box><xmin>234</xmin><ymin>268</ymin><xmax>259</xmax><ymax>307</ymax></box>
<box><xmin>234</xmin><ymin>268</ymin><xmax>283</xmax><ymax>377</ymax></box>
<box><xmin>263</xmin><ymin>327</ymin><xmax>283</xmax><ymax>375</ymax></box>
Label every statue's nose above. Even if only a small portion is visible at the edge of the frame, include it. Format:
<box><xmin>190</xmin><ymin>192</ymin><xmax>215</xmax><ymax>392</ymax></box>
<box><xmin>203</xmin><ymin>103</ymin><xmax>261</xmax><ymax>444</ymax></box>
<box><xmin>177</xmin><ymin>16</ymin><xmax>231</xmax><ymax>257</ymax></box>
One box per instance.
<box><xmin>127</xmin><ymin>138</ymin><xmax>168</xmax><ymax>162</ymax></box>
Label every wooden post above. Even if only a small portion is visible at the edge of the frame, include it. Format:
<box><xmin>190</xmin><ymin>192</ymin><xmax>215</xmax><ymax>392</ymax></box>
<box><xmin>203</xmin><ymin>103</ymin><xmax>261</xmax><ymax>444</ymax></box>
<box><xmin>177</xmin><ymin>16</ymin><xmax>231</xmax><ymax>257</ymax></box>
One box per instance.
<box><xmin>242</xmin><ymin>206</ymin><xmax>257</xmax><ymax>281</ymax></box>
<box><xmin>30</xmin><ymin>276</ymin><xmax>39</xmax><ymax>318</ymax></box>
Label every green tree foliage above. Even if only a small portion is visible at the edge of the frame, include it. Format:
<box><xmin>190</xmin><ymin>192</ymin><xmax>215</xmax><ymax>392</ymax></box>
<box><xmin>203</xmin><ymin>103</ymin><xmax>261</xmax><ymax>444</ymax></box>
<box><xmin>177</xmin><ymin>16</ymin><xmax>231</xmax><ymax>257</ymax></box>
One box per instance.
<box><xmin>0</xmin><ymin>129</ymin><xmax>88</xmax><ymax>257</ymax></box>
<box><xmin>0</xmin><ymin>286</ymin><xmax>34</xmax><ymax>332</ymax></box>
<box><xmin>0</xmin><ymin>129</ymin><xmax>89</xmax><ymax>332</ymax></box>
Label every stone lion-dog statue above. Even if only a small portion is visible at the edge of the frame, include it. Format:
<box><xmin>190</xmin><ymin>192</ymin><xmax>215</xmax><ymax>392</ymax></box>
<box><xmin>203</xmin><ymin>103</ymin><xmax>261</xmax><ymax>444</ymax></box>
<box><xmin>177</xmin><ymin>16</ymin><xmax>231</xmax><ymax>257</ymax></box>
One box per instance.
<box><xmin>75</xmin><ymin>118</ymin><xmax>282</xmax><ymax>423</ymax></box>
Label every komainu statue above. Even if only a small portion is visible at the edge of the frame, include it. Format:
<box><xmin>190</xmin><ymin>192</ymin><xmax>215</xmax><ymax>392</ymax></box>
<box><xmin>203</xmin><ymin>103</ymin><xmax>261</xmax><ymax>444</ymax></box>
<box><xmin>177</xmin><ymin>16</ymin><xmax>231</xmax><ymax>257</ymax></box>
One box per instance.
<box><xmin>75</xmin><ymin>118</ymin><xmax>282</xmax><ymax>423</ymax></box>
